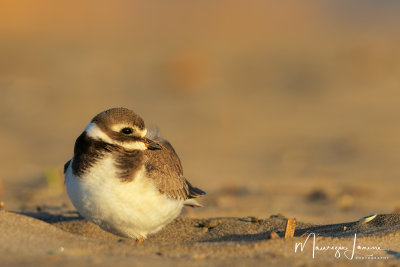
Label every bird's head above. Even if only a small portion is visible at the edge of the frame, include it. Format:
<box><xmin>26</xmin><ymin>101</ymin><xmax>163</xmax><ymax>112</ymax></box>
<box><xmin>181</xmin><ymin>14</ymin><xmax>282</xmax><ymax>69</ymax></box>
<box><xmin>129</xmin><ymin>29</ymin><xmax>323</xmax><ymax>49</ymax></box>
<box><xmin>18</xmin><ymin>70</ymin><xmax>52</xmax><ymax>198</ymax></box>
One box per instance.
<box><xmin>84</xmin><ymin>107</ymin><xmax>162</xmax><ymax>150</ymax></box>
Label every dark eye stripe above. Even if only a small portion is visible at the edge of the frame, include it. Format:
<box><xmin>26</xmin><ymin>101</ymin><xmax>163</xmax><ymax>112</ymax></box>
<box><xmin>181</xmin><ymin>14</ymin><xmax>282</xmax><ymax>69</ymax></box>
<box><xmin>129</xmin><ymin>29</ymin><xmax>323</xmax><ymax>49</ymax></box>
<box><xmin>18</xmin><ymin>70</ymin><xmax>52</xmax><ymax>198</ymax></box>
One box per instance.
<box><xmin>121</xmin><ymin>128</ymin><xmax>133</xmax><ymax>134</ymax></box>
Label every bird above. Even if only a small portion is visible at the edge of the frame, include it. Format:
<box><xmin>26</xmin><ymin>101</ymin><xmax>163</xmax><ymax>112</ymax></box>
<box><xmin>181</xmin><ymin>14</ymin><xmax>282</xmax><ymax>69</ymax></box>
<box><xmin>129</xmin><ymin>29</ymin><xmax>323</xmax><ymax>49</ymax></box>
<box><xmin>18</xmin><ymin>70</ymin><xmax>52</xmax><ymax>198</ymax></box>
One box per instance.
<box><xmin>64</xmin><ymin>107</ymin><xmax>205</xmax><ymax>243</ymax></box>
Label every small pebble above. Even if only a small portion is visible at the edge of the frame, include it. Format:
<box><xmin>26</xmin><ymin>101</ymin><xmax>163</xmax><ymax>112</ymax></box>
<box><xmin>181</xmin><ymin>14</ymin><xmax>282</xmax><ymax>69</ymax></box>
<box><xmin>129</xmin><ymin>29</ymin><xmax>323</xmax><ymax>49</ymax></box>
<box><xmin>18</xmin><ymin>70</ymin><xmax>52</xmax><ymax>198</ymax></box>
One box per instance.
<box><xmin>199</xmin><ymin>220</ymin><xmax>219</xmax><ymax>229</ymax></box>
<box><xmin>269</xmin><ymin>231</ymin><xmax>280</xmax><ymax>239</ymax></box>
<box><xmin>241</xmin><ymin>216</ymin><xmax>260</xmax><ymax>223</ymax></box>
<box><xmin>250</xmin><ymin>217</ymin><xmax>259</xmax><ymax>223</ymax></box>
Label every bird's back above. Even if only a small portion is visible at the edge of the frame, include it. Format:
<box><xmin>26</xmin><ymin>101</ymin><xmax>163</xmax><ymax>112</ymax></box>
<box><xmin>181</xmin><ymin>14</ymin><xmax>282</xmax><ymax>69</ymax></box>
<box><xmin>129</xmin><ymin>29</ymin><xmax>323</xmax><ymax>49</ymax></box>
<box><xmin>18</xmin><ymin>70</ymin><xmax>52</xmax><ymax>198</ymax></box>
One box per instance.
<box><xmin>143</xmin><ymin>137</ymin><xmax>205</xmax><ymax>201</ymax></box>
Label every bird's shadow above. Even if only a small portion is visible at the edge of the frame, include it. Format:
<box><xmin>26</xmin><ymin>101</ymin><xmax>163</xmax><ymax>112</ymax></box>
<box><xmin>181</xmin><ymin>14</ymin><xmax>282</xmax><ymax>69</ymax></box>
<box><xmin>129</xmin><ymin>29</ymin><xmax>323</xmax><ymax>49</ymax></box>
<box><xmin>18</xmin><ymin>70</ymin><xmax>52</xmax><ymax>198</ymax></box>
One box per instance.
<box><xmin>14</xmin><ymin>210</ymin><xmax>84</xmax><ymax>224</ymax></box>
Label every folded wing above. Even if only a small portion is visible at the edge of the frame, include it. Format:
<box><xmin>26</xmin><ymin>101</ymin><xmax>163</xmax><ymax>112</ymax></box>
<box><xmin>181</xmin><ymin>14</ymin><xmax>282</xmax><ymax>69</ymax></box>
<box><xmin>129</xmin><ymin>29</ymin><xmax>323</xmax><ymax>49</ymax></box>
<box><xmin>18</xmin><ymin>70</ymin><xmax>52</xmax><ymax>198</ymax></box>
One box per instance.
<box><xmin>143</xmin><ymin>138</ymin><xmax>205</xmax><ymax>201</ymax></box>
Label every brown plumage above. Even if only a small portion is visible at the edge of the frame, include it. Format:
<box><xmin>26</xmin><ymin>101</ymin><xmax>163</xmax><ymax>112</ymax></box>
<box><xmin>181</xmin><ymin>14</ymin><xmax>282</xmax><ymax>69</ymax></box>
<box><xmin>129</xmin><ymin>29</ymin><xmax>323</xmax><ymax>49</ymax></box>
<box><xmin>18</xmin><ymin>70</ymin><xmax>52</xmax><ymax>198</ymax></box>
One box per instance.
<box><xmin>65</xmin><ymin>107</ymin><xmax>205</xmax><ymax>241</ymax></box>
<box><xmin>66</xmin><ymin>107</ymin><xmax>205</xmax><ymax>201</ymax></box>
<box><xmin>144</xmin><ymin>137</ymin><xmax>205</xmax><ymax>200</ymax></box>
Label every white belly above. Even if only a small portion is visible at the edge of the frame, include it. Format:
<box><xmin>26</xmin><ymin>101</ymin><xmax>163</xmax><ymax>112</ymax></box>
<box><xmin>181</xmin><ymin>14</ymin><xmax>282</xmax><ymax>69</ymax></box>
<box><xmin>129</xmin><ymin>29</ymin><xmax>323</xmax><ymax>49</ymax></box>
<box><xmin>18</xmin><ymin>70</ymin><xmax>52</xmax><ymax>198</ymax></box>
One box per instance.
<box><xmin>65</xmin><ymin>157</ymin><xmax>184</xmax><ymax>239</ymax></box>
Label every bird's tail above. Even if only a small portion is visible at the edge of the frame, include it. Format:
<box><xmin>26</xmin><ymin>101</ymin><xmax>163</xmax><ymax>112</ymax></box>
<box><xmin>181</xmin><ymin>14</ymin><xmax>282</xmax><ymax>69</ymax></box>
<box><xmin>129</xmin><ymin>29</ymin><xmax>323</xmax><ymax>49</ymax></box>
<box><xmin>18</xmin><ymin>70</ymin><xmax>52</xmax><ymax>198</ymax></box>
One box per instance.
<box><xmin>183</xmin><ymin>199</ymin><xmax>203</xmax><ymax>208</ymax></box>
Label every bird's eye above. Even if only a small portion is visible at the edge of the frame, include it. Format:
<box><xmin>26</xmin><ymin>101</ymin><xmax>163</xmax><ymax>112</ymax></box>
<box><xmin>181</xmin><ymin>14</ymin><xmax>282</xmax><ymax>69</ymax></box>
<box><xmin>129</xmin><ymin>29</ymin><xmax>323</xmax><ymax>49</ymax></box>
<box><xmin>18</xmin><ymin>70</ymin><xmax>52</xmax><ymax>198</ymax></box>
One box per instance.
<box><xmin>121</xmin><ymin>127</ymin><xmax>133</xmax><ymax>134</ymax></box>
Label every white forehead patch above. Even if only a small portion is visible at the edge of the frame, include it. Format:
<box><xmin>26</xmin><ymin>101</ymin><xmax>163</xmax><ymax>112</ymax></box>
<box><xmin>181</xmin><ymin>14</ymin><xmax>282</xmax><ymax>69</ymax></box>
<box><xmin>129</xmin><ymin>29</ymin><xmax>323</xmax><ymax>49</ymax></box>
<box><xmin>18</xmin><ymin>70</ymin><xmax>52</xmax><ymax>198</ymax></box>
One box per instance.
<box><xmin>85</xmin><ymin>123</ymin><xmax>114</xmax><ymax>143</ymax></box>
<box><xmin>85</xmin><ymin>122</ymin><xmax>147</xmax><ymax>150</ymax></box>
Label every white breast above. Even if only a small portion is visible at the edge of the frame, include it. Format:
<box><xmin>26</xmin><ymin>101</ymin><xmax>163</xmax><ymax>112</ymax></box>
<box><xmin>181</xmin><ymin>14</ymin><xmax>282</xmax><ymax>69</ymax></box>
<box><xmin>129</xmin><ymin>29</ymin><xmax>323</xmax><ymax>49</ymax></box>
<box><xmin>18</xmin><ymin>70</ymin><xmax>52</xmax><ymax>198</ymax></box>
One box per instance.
<box><xmin>65</xmin><ymin>156</ymin><xmax>184</xmax><ymax>239</ymax></box>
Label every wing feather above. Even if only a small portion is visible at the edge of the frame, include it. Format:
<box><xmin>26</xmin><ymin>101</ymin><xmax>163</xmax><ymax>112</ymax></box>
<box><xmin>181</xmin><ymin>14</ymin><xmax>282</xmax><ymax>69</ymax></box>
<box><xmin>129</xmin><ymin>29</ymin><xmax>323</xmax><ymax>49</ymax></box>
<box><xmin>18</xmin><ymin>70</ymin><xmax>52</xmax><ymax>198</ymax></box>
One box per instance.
<box><xmin>144</xmin><ymin>137</ymin><xmax>205</xmax><ymax>200</ymax></box>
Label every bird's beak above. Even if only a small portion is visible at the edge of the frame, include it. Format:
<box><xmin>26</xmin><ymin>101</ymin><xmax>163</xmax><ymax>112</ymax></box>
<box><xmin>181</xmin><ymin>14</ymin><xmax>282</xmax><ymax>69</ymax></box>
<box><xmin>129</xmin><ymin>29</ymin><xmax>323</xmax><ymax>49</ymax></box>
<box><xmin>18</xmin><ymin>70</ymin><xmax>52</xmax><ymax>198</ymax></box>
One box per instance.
<box><xmin>145</xmin><ymin>138</ymin><xmax>162</xmax><ymax>150</ymax></box>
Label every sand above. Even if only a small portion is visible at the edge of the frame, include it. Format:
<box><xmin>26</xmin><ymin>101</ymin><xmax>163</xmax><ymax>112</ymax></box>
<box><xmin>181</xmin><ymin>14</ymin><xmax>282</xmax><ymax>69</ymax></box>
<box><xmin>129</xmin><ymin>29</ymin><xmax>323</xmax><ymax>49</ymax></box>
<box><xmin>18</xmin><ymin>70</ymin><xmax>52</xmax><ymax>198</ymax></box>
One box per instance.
<box><xmin>1</xmin><ymin>208</ymin><xmax>399</xmax><ymax>266</ymax></box>
<box><xmin>1</xmin><ymin>1</ymin><xmax>400</xmax><ymax>266</ymax></box>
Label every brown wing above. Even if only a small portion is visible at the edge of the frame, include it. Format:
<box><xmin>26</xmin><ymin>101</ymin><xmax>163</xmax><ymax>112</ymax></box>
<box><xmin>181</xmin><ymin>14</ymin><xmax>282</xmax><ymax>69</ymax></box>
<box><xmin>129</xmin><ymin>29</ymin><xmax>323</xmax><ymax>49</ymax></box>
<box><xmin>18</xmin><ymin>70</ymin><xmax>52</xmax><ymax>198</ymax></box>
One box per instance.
<box><xmin>144</xmin><ymin>137</ymin><xmax>205</xmax><ymax>200</ymax></box>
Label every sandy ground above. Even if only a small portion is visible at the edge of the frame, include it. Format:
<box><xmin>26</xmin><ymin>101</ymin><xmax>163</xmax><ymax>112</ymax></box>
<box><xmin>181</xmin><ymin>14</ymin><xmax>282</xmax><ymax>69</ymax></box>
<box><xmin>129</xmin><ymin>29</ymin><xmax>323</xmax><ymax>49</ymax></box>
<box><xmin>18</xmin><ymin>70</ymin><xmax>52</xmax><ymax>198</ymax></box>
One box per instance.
<box><xmin>1</xmin><ymin>1</ymin><xmax>400</xmax><ymax>266</ymax></box>
<box><xmin>1</xmin><ymin>209</ymin><xmax>400</xmax><ymax>266</ymax></box>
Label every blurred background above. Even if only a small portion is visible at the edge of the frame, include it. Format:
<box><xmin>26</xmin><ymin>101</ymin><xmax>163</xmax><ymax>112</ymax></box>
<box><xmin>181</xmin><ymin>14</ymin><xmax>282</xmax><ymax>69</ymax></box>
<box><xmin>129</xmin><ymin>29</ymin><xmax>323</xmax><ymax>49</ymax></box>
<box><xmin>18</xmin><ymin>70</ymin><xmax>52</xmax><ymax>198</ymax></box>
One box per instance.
<box><xmin>0</xmin><ymin>0</ymin><xmax>399</xmax><ymax>223</ymax></box>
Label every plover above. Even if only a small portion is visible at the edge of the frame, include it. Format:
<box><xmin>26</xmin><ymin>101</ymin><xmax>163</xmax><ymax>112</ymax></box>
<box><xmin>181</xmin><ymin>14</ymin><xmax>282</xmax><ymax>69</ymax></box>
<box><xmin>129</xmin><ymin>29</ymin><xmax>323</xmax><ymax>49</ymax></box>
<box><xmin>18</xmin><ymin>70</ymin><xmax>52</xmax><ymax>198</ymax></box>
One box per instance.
<box><xmin>64</xmin><ymin>108</ymin><xmax>205</xmax><ymax>242</ymax></box>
